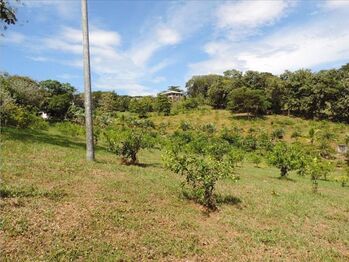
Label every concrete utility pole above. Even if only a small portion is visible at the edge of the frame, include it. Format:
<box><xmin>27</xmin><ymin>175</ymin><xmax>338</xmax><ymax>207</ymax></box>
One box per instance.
<box><xmin>81</xmin><ymin>0</ymin><xmax>95</xmax><ymax>161</ymax></box>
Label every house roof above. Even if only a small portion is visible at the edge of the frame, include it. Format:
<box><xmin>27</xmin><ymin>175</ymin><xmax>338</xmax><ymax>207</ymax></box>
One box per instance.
<box><xmin>161</xmin><ymin>90</ymin><xmax>184</xmax><ymax>95</ymax></box>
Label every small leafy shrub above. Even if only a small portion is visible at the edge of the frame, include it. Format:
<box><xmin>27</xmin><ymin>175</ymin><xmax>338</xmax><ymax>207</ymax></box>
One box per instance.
<box><xmin>271</xmin><ymin>128</ymin><xmax>285</xmax><ymax>140</ymax></box>
<box><xmin>257</xmin><ymin>132</ymin><xmax>273</xmax><ymax>152</ymax></box>
<box><xmin>105</xmin><ymin>127</ymin><xmax>157</xmax><ymax>165</ymax></box>
<box><xmin>155</xmin><ymin>95</ymin><xmax>171</xmax><ymax>116</ymax></box>
<box><xmin>164</xmin><ymin>152</ymin><xmax>237</xmax><ymax>210</ymax></box>
<box><xmin>337</xmin><ymin>168</ymin><xmax>349</xmax><ymax>187</ymax></box>
<box><xmin>200</xmin><ymin>123</ymin><xmax>216</xmax><ymax>134</ymax></box>
<box><xmin>304</xmin><ymin>158</ymin><xmax>332</xmax><ymax>193</ymax></box>
<box><xmin>250</xmin><ymin>153</ymin><xmax>262</xmax><ymax>168</ymax></box>
<box><xmin>226</xmin><ymin>148</ymin><xmax>245</xmax><ymax>167</ymax></box>
<box><xmin>291</xmin><ymin>130</ymin><xmax>302</xmax><ymax>139</ymax></box>
<box><xmin>204</xmin><ymin>138</ymin><xmax>230</xmax><ymax>160</ymax></box>
<box><xmin>179</xmin><ymin>121</ymin><xmax>192</xmax><ymax>131</ymax></box>
<box><xmin>242</xmin><ymin>134</ymin><xmax>258</xmax><ymax>152</ymax></box>
<box><xmin>318</xmin><ymin>140</ymin><xmax>334</xmax><ymax>159</ymax></box>
<box><xmin>308</xmin><ymin>127</ymin><xmax>318</xmax><ymax>144</ymax></box>
<box><xmin>220</xmin><ymin>128</ymin><xmax>243</xmax><ymax>147</ymax></box>
<box><xmin>268</xmin><ymin>142</ymin><xmax>302</xmax><ymax>178</ymax></box>
<box><xmin>158</xmin><ymin>122</ymin><xmax>169</xmax><ymax>135</ymax></box>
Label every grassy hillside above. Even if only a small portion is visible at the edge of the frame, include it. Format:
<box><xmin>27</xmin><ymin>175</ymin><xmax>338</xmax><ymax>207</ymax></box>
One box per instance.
<box><xmin>1</xmin><ymin>111</ymin><xmax>349</xmax><ymax>261</ymax></box>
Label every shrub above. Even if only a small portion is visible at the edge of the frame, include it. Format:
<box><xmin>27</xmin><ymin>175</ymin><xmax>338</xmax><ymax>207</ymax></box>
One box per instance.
<box><xmin>226</xmin><ymin>148</ymin><xmax>245</xmax><ymax>167</ymax></box>
<box><xmin>155</xmin><ymin>95</ymin><xmax>171</xmax><ymax>116</ymax></box>
<box><xmin>164</xmin><ymin>151</ymin><xmax>237</xmax><ymax>210</ymax></box>
<box><xmin>105</xmin><ymin>127</ymin><xmax>156</xmax><ymax>165</ymax></box>
<box><xmin>227</xmin><ymin>87</ymin><xmax>270</xmax><ymax>116</ymax></box>
<box><xmin>204</xmin><ymin>138</ymin><xmax>230</xmax><ymax>160</ymax></box>
<box><xmin>318</xmin><ymin>140</ymin><xmax>334</xmax><ymax>159</ymax></box>
<box><xmin>179</xmin><ymin>121</ymin><xmax>192</xmax><ymax>131</ymax></box>
<box><xmin>291</xmin><ymin>130</ymin><xmax>302</xmax><ymax>139</ymax></box>
<box><xmin>200</xmin><ymin>123</ymin><xmax>216</xmax><ymax>134</ymax></box>
<box><xmin>220</xmin><ymin>128</ymin><xmax>243</xmax><ymax>147</ymax></box>
<box><xmin>304</xmin><ymin>158</ymin><xmax>333</xmax><ymax>193</ymax></box>
<box><xmin>268</xmin><ymin>142</ymin><xmax>302</xmax><ymax>178</ymax></box>
<box><xmin>250</xmin><ymin>153</ymin><xmax>262</xmax><ymax>168</ymax></box>
<box><xmin>171</xmin><ymin>97</ymin><xmax>199</xmax><ymax>114</ymax></box>
<box><xmin>129</xmin><ymin>97</ymin><xmax>154</xmax><ymax>118</ymax></box>
<box><xmin>337</xmin><ymin>168</ymin><xmax>349</xmax><ymax>187</ymax></box>
<box><xmin>308</xmin><ymin>127</ymin><xmax>318</xmax><ymax>144</ymax></box>
<box><xmin>242</xmin><ymin>134</ymin><xmax>258</xmax><ymax>152</ymax></box>
<box><xmin>257</xmin><ymin>132</ymin><xmax>273</xmax><ymax>152</ymax></box>
<box><xmin>271</xmin><ymin>128</ymin><xmax>285</xmax><ymax>140</ymax></box>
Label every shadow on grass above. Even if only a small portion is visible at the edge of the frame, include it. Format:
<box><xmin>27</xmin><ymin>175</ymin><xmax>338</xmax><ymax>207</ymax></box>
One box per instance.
<box><xmin>215</xmin><ymin>194</ymin><xmax>242</xmax><ymax>205</ymax></box>
<box><xmin>2</xmin><ymin>127</ymin><xmax>105</xmax><ymax>151</ymax></box>
<box><xmin>0</xmin><ymin>183</ymin><xmax>67</xmax><ymax>201</ymax></box>
<box><xmin>231</xmin><ymin>114</ymin><xmax>266</xmax><ymax>121</ymax></box>
<box><xmin>267</xmin><ymin>175</ymin><xmax>297</xmax><ymax>182</ymax></box>
<box><xmin>181</xmin><ymin>189</ymin><xmax>242</xmax><ymax>210</ymax></box>
<box><xmin>133</xmin><ymin>162</ymin><xmax>162</xmax><ymax>168</ymax></box>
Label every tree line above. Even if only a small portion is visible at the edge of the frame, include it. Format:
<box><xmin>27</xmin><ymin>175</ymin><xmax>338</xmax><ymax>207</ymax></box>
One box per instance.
<box><xmin>1</xmin><ymin>62</ymin><xmax>349</xmax><ymax>128</ymax></box>
<box><xmin>186</xmin><ymin>63</ymin><xmax>349</xmax><ymax>122</ymax></box>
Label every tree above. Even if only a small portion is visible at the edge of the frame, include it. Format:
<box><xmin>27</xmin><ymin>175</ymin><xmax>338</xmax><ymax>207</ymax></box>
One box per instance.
<box><xmin>40</xmin><ymin>80</ymin><xmax>75</xmax><ymax>96</ymax></box>
<box><xmin>164</xmin><ymin>151</ymin><xmax>236</xmax><ymax>210</ymax></box>
<box><xmin>155</xmin><ymin>94</ymin><xmax>171</xmax><ymax>116</ymax></box>
<box><xmin>186</xmin><ymin>74</ymin><xmax>223</xmax><ymax>98</ymax></box>
<box><xmin>227</xmin><ymin>87</ymin><xmax>270</xmax><ymax>116</ymax></box>
<box><xmin>268</xmin><ymin>142</ymin><xmax>302</xmax><ymax>178</ymax></box>
<box><xmin>6</xmin><ymin>75</ymin><xmax>45</xmax><ymax>110</ymax></box>
<box><xmin>129</xmin><ymin>97</ymin><xmax>154</xmax><ymax>118</ymax></box>
<box><xmin>207</xmin><ymin>78</ymin><xmax>233</xmax><ymax>109</ymax></box>
<box><xmin>304</xmin><ymin>158</ymin><xmax>333</xmax><ymax>193</ymax></box>
<box><xmin>105</xmin><ymin>125</ymin><xmax>156</xmax><ymax>165</ymax></box>
<box><xmin>168</xmin><ymin>86</ymin><xmax>183</xmax><ymax>92</ymax></box>
<box><xmin>97</xmin><ymin>92</ymin><xmax>118</xmax><ymax>113</ymax></box>
<box><xmin>39</xmin><ymin>80</ymin><xmax>76</xmax><ymax>120</ymax></box>
<box><xmin>0</xmin><ymin>0</ymin><xmax>17</xmax><ymax>31</ymax></box>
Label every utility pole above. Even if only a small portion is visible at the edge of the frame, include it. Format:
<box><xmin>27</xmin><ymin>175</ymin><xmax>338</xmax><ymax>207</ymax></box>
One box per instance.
<box><xmin>81</xmin><ymin>0</ymin><xmax>95</xmax><ymax>161</ymax></box>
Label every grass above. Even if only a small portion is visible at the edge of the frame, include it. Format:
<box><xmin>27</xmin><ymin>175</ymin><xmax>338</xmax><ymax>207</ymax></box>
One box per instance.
<box><xmin>1</xmin><ymin>112</ymin><xmax>349</xmax><ymax>261</ymax></box>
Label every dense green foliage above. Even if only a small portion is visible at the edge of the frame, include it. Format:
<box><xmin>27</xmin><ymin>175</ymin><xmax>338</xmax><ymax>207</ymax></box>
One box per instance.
<box><xmin>104</xmin><ymin>119</ymin><xmax>157</xmax><ymax>165</ymax></box>
<box><xmin>186</xmin><ymin>64</ymin><xmax>349</xmax><ymax>122</ymax></box>
<box><xmin>163</xmin><ymin>130</ymin><xmax>237</xmax><ymax>210</ymax></box>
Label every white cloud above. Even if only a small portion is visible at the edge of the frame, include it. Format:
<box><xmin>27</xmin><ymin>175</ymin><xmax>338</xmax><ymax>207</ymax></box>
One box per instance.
<box><xmin>156</xmin><ymin>26</ymin><xmax>181</xmax><ymax>45</ymax></box>
<box><xmin>1</xmin><ymin>32</ymin><xmax>25</xmax><ymax>44</ymax></box>
<box><xmin>324</xmin><ymin>0</ymin><xmax>349</xmax><ymax>9</ymax></box>
<box><xmin>22</xmin><ymin>0</ymin><xmax>79</xmax><ymax>20</ymax></box>
<box><xmin>31</xmin><ymin>25</ymin><xmax>166</xmax><ymax>95</ymax></box>
<box><xmin>213</xmin><ymin>0</ymin><xmax>296</xmax><ymax>40</ymax></box>
<box><xmin>129</xmin><ymin>1</ymin><xmax>215</xmax><ymax>67</ymax></box>
<box><xmin>189</xmin><ymin>11</ymin><xmax>349</xmax><ymax>76</ymax></box>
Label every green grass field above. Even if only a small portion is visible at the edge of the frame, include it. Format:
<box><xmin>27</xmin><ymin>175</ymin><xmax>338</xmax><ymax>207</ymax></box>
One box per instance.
<box><xmin>1</xmin><ymin>111</ymin><xmax>349</xmax><ymax>261</ymax></box>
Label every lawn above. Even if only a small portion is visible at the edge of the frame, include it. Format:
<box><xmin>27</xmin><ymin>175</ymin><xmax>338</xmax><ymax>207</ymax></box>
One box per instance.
<box><xmin>1</xmin><ymin>113</ymin><xmax>349</xmax><ymax>261</ymax></box>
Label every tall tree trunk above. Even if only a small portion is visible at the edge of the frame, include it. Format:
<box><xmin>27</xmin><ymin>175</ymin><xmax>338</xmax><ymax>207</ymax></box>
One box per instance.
<box><xmin>81</xmin><ymin>0</ymin><xmax>95</xmax><ymax>161</ymax></box>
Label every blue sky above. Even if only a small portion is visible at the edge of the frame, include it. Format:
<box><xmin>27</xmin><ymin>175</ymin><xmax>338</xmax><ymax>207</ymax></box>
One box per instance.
<box><xmin>1</xmin><ymin>0</ymin><xmax>349</xmax><ymax>95</ymax></box>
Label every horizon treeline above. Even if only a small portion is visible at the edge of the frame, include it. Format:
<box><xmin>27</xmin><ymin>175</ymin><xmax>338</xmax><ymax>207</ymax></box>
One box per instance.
<box><xmin>186</xmin><ymin>63</ymin><xmax>349</xmax><ymax>122</ymax></box>
<box><xmin>1</xmin><ymin>62</ymin><xmax>349</xmax><ymax>127</ymax></box>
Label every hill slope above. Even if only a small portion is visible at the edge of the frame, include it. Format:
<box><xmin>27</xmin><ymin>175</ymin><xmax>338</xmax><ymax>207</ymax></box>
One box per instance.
<box><xmin>1</xmin><ymin>114</ymin><xmax>349</xmax><ymax>260</ymax></box>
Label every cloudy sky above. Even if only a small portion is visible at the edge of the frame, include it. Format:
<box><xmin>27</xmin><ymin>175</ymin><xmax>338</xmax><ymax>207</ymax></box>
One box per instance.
<box><xmin>1</xmin><ymin>0</ymin><xmax>349</xmax><ymax>95</ymax></box>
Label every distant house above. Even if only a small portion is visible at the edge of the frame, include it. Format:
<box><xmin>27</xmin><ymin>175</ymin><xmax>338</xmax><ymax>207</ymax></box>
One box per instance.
<box><xmin>160</xmin><ymin>90</ymin><xmax>184</xmax><ymax>102</ymax></box>
<box><xmin>40</xmin><ymin>112</ymin><xmax>49</xmax><ymax>120</ymax></box>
